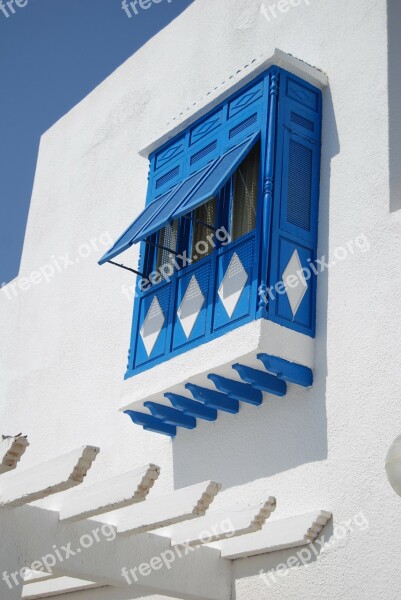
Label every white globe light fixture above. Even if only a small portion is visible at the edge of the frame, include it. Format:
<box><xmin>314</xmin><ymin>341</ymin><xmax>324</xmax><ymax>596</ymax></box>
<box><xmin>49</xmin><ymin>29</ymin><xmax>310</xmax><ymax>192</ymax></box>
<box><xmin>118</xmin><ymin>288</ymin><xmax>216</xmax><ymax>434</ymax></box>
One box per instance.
<box><xmin>386</xmin><ymin>435</ymin><xmax>401</xmax><ymax>497</ymax></box>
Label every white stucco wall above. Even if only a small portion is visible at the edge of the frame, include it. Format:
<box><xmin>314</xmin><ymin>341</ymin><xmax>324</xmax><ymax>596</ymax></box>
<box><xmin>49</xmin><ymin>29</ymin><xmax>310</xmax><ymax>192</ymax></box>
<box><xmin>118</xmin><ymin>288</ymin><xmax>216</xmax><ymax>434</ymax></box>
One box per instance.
<box><xmin>1</xmin><ymin>0</ymin><xmax>401</xmax><ymax>599</ymax></box>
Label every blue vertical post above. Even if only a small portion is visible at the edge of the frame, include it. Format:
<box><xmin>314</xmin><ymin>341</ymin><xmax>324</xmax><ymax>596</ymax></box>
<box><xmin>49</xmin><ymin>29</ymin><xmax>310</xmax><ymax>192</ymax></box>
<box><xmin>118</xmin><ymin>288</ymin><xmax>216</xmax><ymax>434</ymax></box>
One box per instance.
<box><xmin>257</xmin><ymin>69</ymin><xmax>279</xmax><ymax>318</ymax></box>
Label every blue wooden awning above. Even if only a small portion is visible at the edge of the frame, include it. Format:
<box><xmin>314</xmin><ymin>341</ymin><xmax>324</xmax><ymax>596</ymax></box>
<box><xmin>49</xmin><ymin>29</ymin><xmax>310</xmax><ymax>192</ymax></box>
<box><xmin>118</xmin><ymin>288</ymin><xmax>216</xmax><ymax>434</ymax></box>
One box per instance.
<box><xmin>98</xmin><ymin>133</ymin><xmax>259</xmax><ymax>265</ymax></box>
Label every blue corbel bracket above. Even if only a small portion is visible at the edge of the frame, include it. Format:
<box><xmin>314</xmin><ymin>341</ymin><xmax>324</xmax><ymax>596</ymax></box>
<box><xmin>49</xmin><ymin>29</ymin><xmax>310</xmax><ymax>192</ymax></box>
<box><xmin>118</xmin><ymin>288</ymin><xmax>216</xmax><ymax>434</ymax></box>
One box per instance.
<box><xmin>144</xmin><ymin>402</ymin><xmax>197</xmax><ymax>430</ymax></box>
<box><xmin>124</xmin><ymin>352</ymin><xmax>313</xmax><ymax>436</ymax></box>
<box><xmin>164</xmin><ymin>393</ymin><xmax>218</xmax><ymax>421</ymax></box>
<box><xmin>124</xmin><ymin>410</ymin><xmax>176</xmax><ymax>437</ymax></box>
<box><xmin>257</xmin><ymin>353</ymin><xmax>313</xmax><ymax>387</ymax></box>
<box><xmin>185</xmin><ymin>383</ymin><xmax>239</xmax><ymax>414</ymax></box>
<box><xmin>232</xmin><ymin>364</ymin><xmax>287</xmax><ymax>396</ymax></box>
<box><xmin>207</xmin><ymin>373</ymin><xmax>263</xmax><ymax>406</ymax></box>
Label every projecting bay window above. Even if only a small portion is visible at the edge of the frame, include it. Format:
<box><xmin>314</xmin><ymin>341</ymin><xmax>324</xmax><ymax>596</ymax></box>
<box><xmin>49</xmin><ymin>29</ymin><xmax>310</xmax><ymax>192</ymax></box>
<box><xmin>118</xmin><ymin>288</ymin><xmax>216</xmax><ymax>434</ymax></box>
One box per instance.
<box><xmin>99</xmin><ymin>66</ymin><xmax>322</xmax><ymax>377</ymax></box>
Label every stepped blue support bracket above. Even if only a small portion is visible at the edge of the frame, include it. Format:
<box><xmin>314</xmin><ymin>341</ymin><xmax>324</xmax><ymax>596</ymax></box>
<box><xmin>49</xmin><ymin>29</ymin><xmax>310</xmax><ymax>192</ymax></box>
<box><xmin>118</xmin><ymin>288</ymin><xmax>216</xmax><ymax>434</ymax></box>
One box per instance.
<box><xmin>124</xmin><ymin>351</ymin><xmax>313</xmax><ymax>436</ymax></box>
<box><xmin>207</xmin><ymin>373</ymin><xmax>263</xmax><ymax>406</ymax></box>
<box><xmin>257</xmin><ymin>353</ymin><xmax>313</xmax><ymax>387</ymax></box>
<box><xmin>144</xmin><ymin>402</ymin><xmax>197</xmax><ymax>430</ymax></box>
<box><xmin>232</xmin><ymin>364</ymin><xmax>287</xmax><ymax>396</ymax></box>
<box><xmin>165</xmin><ymin>393</ymin><xmax>218</xmax><ymax>421</ymax></box>
<box><xmin>124</xmin><ymin>410</ymin><xmax>176</xmax><ymax>437</ymax></box>
<box><xmin>185</xmin><ymin>383</ymin><xmax>239</xmax><ymax>414</ymax></box>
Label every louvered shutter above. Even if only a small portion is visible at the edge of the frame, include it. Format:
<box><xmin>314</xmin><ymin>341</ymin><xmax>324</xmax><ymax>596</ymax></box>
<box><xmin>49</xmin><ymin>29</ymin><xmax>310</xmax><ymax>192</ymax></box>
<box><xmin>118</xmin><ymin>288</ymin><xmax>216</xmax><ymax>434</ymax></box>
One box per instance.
<box><xmin>268</xmin><ymin>72</ymin><xmax>322</xmax><ymax>337</ymax></box>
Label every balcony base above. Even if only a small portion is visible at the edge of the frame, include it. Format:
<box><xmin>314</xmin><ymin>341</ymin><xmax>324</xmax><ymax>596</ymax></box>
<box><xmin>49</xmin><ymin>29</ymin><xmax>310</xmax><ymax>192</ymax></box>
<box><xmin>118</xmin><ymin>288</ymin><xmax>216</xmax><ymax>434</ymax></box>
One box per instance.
<box><xmin>119</xmin><ymin>319</ymin><xmax>314</xmax><ymax>436</ymax></box>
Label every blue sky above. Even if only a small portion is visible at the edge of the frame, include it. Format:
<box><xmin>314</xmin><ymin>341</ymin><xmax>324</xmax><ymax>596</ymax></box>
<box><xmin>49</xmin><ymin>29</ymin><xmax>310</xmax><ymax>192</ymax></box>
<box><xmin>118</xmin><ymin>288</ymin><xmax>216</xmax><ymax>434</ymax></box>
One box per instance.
<box><xmin>0</xmin><ymin>0</ymin><xmax>194</xmax><ymax>285</ymax></box>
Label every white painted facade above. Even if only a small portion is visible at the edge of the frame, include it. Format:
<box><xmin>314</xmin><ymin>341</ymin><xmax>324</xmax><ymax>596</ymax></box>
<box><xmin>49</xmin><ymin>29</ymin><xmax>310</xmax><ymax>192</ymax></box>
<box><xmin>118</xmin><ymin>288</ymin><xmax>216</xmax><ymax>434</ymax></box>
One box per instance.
<box><xmin>1</xmin><ymin>1</ymin><xmax>401</xmax><ymax>598</ymax></box>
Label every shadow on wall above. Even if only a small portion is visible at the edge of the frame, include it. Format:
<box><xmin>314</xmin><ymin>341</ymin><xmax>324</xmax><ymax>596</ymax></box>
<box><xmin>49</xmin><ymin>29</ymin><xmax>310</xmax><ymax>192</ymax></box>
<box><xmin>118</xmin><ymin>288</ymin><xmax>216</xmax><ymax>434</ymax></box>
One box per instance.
<box><xmin>388</xmin><ymin>0</ymin><xmax>401</xmax><ymax>213</ymax></box>
<box><xmin>172</xmin><ymin>85</ymin><xmax>340</xmax><ymax>490</ymax></box>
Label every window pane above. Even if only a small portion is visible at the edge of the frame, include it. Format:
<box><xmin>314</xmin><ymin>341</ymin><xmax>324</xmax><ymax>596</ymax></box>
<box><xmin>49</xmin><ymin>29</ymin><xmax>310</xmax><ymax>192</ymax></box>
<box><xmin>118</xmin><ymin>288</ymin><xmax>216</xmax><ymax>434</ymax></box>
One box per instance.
<box><xmin>230</xmin><ymin>143</ymin><xmax>259</xmax><ymax>241</ymax></box>
<box><xmin>191</xmin><ymin>198</ymin><xmax>217</xmax><ymax>262</ymax></box>
<box><xmin>156</xmin><ymin>220</ymin><xmax>179</xmax><ymax>273</ymax></box>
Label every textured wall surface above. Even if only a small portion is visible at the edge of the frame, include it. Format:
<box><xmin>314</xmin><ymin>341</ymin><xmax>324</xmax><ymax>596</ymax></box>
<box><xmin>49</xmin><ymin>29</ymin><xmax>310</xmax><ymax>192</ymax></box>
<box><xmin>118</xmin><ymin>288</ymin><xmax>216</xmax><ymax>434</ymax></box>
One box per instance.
<box><xmin>1</xmin><ymin>0</ymin><xmax>400</xmax><ymax>599</ymax></box>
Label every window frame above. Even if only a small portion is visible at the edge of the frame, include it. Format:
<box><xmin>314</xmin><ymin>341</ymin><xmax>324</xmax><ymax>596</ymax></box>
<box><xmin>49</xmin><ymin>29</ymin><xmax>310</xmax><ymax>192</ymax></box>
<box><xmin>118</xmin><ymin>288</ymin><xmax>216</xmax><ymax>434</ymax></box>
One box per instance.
<box><xmin>125</xmin><ymin>66</ymin><xmax>322</xmax><ymax>377</ymax></box>
<box><xmin>141</xmin><ymin>141</ymin><xmax>262</xmax><ymax>283</ymax></box>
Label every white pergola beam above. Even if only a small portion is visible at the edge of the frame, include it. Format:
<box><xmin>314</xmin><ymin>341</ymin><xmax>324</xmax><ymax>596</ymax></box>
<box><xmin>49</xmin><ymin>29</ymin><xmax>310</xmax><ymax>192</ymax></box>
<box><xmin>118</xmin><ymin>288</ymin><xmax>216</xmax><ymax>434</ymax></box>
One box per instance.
<box><xmin>1</xmin><ymin>504</ymin><xmax>231</xmax><ymax>600</ymax></box>
<box><xmin>59</xmin><ymin>464</ymin><xmax>160</xmax><ymax>522</ymax></box>
<box><xmin>170</xmin><ymin>497</ymin><xmax>276</xmax><ymax>547</ymax></box>
<box><xmin>118</xmin><ymin>480</ymin><xmax>221</xmax><ymax>535</ymax></box>
<box><xmin>0</xmin><ymin>435</ymin><xmax>29</xmax><ymax>474</ymax></box>
<box><xmin>0</xmin><ymin>445</ymin><xmax>99</xmax><ymax>507</ymax></box>
<box><xmin>219</xmin><ymin>510</ymin><xmax>332</xmax><ymax>559</ymax></box>
<box><xmin>22</xmin><ymin>577</ymin><xmax>103</xmax><ymax>599</ymax></box>
<box><xmin>1</xmin><ymin>528</ymin><xmax>31</xmax><ymax>600</ymax></box>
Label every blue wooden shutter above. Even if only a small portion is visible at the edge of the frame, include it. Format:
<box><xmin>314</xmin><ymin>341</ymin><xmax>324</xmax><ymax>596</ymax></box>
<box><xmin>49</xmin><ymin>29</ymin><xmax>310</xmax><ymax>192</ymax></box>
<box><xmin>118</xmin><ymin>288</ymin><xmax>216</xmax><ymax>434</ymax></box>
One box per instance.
<box><xmin>268</xmin><ymin>72</ymin><xmax>322</xmax><ymax>337</ymax></box>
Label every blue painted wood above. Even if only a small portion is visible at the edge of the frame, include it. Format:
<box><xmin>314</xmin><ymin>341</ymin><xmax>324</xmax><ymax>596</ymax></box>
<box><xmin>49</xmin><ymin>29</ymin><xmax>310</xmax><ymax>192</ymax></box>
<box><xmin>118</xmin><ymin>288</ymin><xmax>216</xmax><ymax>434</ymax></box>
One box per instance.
<box><xmin>171</xmin><ymin>134</ymin><xmax>260</xmax><ymax>220</ymax></box>
<box><xmin>134</xmin><ymin>284</ymin><xmax>171</xmax><ymax>368</ymax></box>
<box><xmin>185</xmin><ymin>383</ymin><xmax>239</xmax><ymax>414</ymax></box>
<box><xmin>190</xmin><ymin>110</ymin><xmax>223</xmax><ymax>146</ymax></box>
<box><xmin>98</xmin><ymin>187</ymin><xmax>177</xmax><ymax>265</ymax></box>
<box><xmin>275</xmin><ymin>238</ymin><xmax>314</xmax><ymax>332</ymax></box>
<box><xmin>147</xmin><ymin>78</ymin><xmax>267</xmax><ymax>198</ymax></box>
<box><xmin>207</xmin><ymin>373</ymin><xmax>263</xmax><ymax>406</ymax></box>
<box><xmin>155</xmin><ymin>138</ymin><xmax>185</xmax><ymax>171</ymax></box>
<box><xmin>228</xmin><ymin>79</ymin><xmax>264</xmax><ymax>119</ymax></box>
<box><xmin>286</xmin><ymin>77</ymin><xmax>319</xmax><ymax>111</ymax></box>
<box><xmin>257</xmin><ymin>353</ymin><xmax>313</xmax><ymax>387</ymax></box>
<box><xmin>232</xmin><ymin>364</ymin><xmax>287</xmax><ymax>396</ymax></box>
<box><xmin>213</xmin><ymin>236</ymin><xmax>255</xmax><ymax>331</ymax></box>
<box><xmin>267</xmin><ymin>70</ymin><xmax>322</xmax><ymax>337</ymax></box>
<box><xmin>257</xmin><ymin>69</ymin><xmax>278</xmax><ymax>318</ymax></box>
<box><xmin>114</xmin><ymin>66</ymin><xmax>323</xmax><ymax>378</ymax></box>
<box><xmin>144</xmin><ymin>402</ymin><xmax>197</xmax><ymax>429</ymax></box>
<box><xmin>189</xmin><ymin>139</ymin><xmax>219</xmax><ymax>172</ymax></box>
<box><xmin>100</xmin><ymin>135</ymin><xmax>259</xmax><ymax>264</ymax></box>
<box><xmin>172</xmin><ymin>259</ymin><xmax>211</xmax><ymax>350</ymax></box>
<box><xmin>165</xmin><ymin>393</ymin><xmax>218</xmax><ymax>421</ymax></box>
<box><xmin>127</xmin><ymin>292</ymin><xmax>255</xmax><ymax>377</ymax></box>
<box><xmin>152</xmin><ymin>164</ymin><xmax>182</xmax><ymax>197</ymax></box>
<box><xmin>124</xmin><ymin>410</ymin><xmax>176</xmax><ymax>437</ymax></box>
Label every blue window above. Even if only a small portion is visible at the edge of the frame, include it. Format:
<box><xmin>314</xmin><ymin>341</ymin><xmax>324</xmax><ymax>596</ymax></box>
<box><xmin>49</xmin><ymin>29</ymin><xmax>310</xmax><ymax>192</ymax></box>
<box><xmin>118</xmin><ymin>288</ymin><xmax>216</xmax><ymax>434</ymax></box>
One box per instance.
<box><xmin>99</xmin><ymin>67</ymin><xmax>322</xmax><ymax>378</ymax></box>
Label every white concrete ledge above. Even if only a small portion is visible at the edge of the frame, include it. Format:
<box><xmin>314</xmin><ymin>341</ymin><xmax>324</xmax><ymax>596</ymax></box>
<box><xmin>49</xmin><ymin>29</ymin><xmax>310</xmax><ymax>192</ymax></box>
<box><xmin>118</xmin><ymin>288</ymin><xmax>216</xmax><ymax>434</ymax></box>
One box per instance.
<box><xmin>140</xmin><ymin>48</ymin><xmax>328</xmax><ymax>157</ymax></box>
<box><xmin>0</xmin><ymin>446</ymin><xmax>99</xmax><ymax>507</ymax></box>
<box><xmin>170</xmin><ymin>498</ymin><xmax>276</xmax><ymax>547</ymax></box>
<box><xmin>218</xmin><ymin>510</ymin><xmax>332</xmax><ymax>559</ymax></box>
<box><xmin>59</xmin><ymin>464</ymin><xmax>160</xmax><ymax>522</ymax></box>
<box><xmin>120</xmin><ymin>319</ymin><xmax>314</xmax><ymax>413</ymax></box>
<box><xmin>118</xmin><ymin>480</ymin><xmax>221</xmax><ymax>534</ymax></box>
